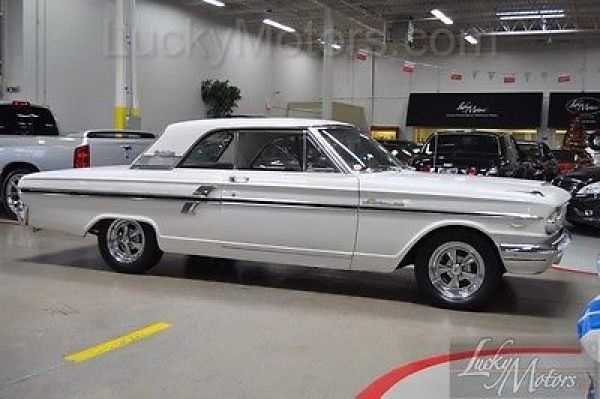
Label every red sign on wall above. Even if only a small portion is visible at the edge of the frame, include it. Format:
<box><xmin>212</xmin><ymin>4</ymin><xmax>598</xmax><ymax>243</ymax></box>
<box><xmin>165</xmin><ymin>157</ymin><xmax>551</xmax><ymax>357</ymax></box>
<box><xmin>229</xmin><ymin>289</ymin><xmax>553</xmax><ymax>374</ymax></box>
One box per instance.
<box><xmin>403</xmin><ymin>61</ymin><xmax>416</xmax><ymax>73</ymax></box>
<box><xmin>356</xmin><ymin>50</ymin><xmax>369</xmax><ymax>61</ymax></box>
<box><xmin>558</xmin><ymin>73</ymin><xmax>571</xmax><ymax>83</ymax></box>
<box><xmin>504</xmin><ymin>74</ymin><xmax>516</xmax><ymax>84</ymax></box>
<box><xmin>450</xmin><ymin>72</ymin><xmax>463</xmax><ymax>81</ymax></box>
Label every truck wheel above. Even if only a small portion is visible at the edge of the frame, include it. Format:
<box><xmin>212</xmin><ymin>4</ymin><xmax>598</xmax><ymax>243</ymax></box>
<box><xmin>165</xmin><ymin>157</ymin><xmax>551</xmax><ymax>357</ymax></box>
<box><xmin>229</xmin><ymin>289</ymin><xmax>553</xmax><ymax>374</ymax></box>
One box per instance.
<box><xmin>414</xmin><ymin>230</ymin><xmax>502</xmax><ymax>311</ymax></box>
<box><xmin>1</xmin><ymin>168</ymin><xmax>33</xmax><ymax>220</ymax></box>
<box><xmin>98</xmin><ymin>219</ymin><xmax>163</xmax><ymax>274</ymax></box>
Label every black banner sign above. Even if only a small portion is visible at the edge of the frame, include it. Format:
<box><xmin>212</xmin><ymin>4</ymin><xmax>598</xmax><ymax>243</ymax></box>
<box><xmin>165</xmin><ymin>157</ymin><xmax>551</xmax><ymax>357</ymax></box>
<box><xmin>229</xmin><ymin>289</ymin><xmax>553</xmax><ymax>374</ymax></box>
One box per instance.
<box><xmin>548</xmin><ymin>93</ymin><xmax>600</xmax><ymax>129</ymax></box>
<box><xmin>406</xmin><ymin>93</ymin><xmax>543</xmax><ymax>128</ymax></box>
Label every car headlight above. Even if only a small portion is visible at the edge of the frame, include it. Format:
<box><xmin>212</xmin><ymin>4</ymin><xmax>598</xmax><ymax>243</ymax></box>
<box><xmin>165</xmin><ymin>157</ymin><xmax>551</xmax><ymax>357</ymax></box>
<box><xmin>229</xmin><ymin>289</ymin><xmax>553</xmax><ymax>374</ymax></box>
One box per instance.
<box><xmin>577</xmin><ymin>182</ymin><xmax>600</xmax><ymax>196</ymax></box>
<box><xmin>546</xmin><ymin>207</ymin><xmax>564</xmax><ymax>234</ymax></box>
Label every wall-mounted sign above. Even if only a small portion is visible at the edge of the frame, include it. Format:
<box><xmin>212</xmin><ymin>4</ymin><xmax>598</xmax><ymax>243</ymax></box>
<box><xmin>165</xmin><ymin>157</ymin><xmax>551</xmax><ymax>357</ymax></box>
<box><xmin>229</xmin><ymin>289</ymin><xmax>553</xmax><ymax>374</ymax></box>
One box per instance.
<box><xmin>504</xmin><ymin>74</ymin><xmax>516</xmax><ymax>84</ymax></box>
<box><xmin>406</xmin><ymin>93</ymin><xmax>544</xmax><ymax>128</ymax></box>
<box><xmin>549</xmin><ymin>93</ymin><xmax>600</xmax><ymax>128</ymax></box>
<box><xmin>557</xmin><ymin>73</ymin><xmax>571</xmax><ymax>83</ymax></box>
<box><xmin>449</xmin><ymin>72</ymin><xmax>463</xmax><ymax>81</ymax></box>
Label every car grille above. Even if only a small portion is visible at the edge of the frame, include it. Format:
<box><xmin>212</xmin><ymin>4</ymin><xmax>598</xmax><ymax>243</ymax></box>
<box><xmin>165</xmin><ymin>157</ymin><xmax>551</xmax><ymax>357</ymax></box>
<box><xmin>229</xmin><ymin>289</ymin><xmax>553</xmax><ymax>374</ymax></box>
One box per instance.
<box><xmin>553</xmin><ymin>177</ymin><xmax>583</xmax><ymax>196</ymax></box>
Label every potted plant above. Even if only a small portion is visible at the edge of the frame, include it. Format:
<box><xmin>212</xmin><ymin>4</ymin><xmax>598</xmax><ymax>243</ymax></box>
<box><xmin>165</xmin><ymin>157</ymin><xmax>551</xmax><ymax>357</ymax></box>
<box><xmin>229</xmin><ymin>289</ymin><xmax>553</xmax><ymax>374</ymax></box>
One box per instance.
<box><xmin>201</xmin><ymin>79</ymin><xmax>242</xmax><ymax>118</ymax></box>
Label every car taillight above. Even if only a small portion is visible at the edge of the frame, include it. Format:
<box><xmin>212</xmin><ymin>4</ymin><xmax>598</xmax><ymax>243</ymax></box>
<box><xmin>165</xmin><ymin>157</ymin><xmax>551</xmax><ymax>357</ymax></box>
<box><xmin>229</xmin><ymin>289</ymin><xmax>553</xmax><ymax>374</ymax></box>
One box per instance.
<box><xmin>74</xmin><ymin>145</ymin><xmax>90</xmax><ymax>168</ymax></box>
<box><xmin>466</xmin><ymin>167</ymin><xmax>478</xmax><ymax>176</ymax></box>
<box><xmin>417</xmin><ymin>165</ymin><xmax>432</xmax><ymax>173</ymax></box>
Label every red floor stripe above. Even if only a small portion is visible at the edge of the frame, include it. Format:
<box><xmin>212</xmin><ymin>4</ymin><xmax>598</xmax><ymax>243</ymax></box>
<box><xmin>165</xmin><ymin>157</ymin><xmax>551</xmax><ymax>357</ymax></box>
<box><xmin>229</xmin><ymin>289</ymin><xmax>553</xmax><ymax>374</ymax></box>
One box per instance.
<box><xmin>357</xmin><ymin>347</ymin><xmax>582</xmax><ymax>399</ymax></box>
<box><xmin>551</xmin><ymin>265</ymin><xmax>597</xmax><ymax>276</ymax></box>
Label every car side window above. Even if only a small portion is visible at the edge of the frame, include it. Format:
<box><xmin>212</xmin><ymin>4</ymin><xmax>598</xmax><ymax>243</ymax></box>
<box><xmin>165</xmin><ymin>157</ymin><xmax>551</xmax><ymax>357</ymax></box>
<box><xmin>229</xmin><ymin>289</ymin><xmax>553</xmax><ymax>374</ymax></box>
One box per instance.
<box><xmin>179</xmin><ymin>131</ymin><xmax>235</xmax><ymax>169</ymax></box>
<box><xmin>252</xmin><ymin>135</ymin><xmax>303</xmax><ymax>171</ymax></box>
<box><xmin>237</xmin><ymin>131</ymin><xmax>337</xmax><ymax>172</ymax></box>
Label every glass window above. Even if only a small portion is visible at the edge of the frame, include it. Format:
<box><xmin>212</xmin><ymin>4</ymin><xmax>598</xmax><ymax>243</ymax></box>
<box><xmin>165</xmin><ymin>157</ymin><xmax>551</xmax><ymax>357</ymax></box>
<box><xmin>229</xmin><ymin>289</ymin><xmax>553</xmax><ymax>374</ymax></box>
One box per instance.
<box><xmin>236</xmin><ymin>131</ymin><xmax>337</xmax><ymax>172</ymax></box>
<box><xmin>179</xmin><ymin>131</ymin><xmax>235</xmax><ymax>169</ymax></box>
<box><xmin>437</xmin><ymin>134</ymin><xmax>500</xmax><ymax>155</ymax></box>
<box><xmin>321</xmin><ymin>127</ymin><xmax>400</xmax><ymax>172</ymax></box>
<box><xmin>0</xmin><ymin>104</ymin><xmax>59</xmax><ymax>136</ymax></box>
<box><xmin>252</xmin><ymin>135</ymin><xmax>303</xmax><ymax>171</ymax></box>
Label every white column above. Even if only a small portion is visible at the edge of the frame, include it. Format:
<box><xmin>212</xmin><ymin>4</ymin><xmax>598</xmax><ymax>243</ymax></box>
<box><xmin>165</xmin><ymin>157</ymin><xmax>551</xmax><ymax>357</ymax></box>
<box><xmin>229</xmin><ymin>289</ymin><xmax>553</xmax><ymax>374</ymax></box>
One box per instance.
<box><xmin>114</xmin><ymin>0</ymin><xmax>140</xmax><ymax>130</ymax></box>
<box><xmin>21</xmin><ymin>0</ymin><xmax>46</xmax><ymax>104</ymax></box>
<box><xmin>321</xmin><ymin>6</ymin><xmax>333</xmax><ymax>120</ymax></box>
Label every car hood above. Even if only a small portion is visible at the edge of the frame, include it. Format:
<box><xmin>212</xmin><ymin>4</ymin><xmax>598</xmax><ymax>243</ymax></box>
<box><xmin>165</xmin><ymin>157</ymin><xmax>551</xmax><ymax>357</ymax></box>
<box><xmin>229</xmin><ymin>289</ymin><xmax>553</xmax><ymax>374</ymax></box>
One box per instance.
<box><xmin>358</xmin><ymin>170</ymin><xmax>570</xmax><ymax>218</ymax></box>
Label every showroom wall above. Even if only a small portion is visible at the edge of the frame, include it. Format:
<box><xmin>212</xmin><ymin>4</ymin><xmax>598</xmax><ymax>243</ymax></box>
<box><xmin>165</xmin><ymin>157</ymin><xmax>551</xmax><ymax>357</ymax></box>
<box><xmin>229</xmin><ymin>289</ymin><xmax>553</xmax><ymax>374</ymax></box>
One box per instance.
<box><xmin>332</xmin><ymin>44</ymin><xmax>600</xmax><ymax>140</ymax></box>
<box><xmin>4</xmin><ymin>0</ymin><xmax>322</xmax><ymax>134</ymax></box>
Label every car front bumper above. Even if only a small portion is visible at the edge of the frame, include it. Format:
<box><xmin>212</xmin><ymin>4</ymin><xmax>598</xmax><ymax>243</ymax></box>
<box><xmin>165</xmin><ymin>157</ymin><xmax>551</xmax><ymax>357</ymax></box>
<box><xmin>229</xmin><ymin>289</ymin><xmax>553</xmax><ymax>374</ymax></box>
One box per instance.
<box><xmin>499</xmin><ymin>230</ymin><xmax>571</xmax><ymax>275</ymax></box>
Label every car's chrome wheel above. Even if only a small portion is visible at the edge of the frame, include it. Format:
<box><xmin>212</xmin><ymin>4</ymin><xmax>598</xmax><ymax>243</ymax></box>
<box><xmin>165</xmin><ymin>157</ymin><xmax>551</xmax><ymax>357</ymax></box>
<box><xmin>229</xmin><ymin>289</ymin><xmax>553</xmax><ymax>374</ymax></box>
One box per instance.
<box><xmin>427</xmin><ymin>242</ymin><xmax>485</xmax><ymax>301</ymax></box>
<box><xmin>415</xmin><ymin>230</ymin><xmax>502</xmax><ymax>310</ymax></box>
<box><xmin>4</xmin><ymin>171</ymin><xmax>27</xmax><ymax>220</ymax></box>
<box><xmin>107</xmin><ymin>220</ymin><xmax>146</xmax><ymax>264</ymax></box>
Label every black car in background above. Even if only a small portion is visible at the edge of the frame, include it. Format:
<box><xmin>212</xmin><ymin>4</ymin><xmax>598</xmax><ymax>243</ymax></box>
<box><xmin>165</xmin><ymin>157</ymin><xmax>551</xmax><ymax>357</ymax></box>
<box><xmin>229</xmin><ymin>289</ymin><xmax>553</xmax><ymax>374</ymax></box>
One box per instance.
<box><xmin>516</xmin><ymin>141</ymin><xmax>558</xmax><ymax>182</ymax></box>
<box><xmin>553</xmin><ymin>167</ymin><xmax>600</xmax><ymax>227</ymax></box>
<box><xmin>411</xmin><ymin>131</ymin><xmax>521</xmax><ymax>177</ymax></box>
<box><xmin>379</xmin><ymin>140</ymin><xmax>421</xmax><ymax>164</ymax></box>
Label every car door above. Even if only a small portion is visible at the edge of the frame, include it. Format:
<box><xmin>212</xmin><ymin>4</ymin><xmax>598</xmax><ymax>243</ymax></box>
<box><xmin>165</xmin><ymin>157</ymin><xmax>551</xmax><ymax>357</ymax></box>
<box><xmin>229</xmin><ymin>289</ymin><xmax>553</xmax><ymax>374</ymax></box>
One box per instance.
<box><xmin>219</xmin><ymin>129</ymin><xmax>359</xmax><ymax>270</ymax></box>
<box><xmin>157</xmin><ymin>130</ymin><xmax>236</xmax><ymax>258</ymax></box>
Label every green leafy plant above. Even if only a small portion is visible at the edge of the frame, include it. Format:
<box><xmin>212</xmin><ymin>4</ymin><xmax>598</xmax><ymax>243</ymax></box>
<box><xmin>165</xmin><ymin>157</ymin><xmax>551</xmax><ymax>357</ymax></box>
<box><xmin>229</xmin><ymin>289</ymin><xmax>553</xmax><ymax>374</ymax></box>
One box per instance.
<box><xmin>201</xmin><ymin>79</ymin><xmax>242</xmax><ymax>118</ymax></box>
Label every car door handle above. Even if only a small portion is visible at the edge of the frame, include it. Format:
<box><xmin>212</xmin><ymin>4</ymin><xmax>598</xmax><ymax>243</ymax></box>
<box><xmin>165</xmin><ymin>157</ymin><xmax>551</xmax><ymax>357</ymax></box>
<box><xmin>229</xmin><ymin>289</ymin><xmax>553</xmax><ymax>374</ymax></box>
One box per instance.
<box><xmin>121</xmin><ymin>145</ymin><xmax>133</xmax><ymax>150</ymax></box>
<box><xmin>229</xmin><ymin>176</ymin><xmax>250</xmax><ymax>183</ymax></box>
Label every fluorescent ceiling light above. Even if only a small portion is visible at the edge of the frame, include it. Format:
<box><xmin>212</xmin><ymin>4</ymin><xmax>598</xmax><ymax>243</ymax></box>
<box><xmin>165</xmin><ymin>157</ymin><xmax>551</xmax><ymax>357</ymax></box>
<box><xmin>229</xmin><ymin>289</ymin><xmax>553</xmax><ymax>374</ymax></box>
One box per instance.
<box><xmin>496</xmin><ymin>9</ymin><xmax>563</xmax><ymax>16</ymax></box>
<box><xmin>431</xmin><ymin>9</ymin><xmax>453</xmax><ymax>25</ymax></box>
<box><xmin>464</xmin><ymin>34</ymin><xmax>478</xmax><ymax>45</ymax></box>
<box><xmin>263</xmin><ymin>18</ymin><xmax>296</xmax><ymax>33</ymax></box>
<box><xmin>500</xmin><ymin>13</ymin><xmax>565</xmax><ymax>20</ymax></box>
<box><xmin>479</xmin><ymin>29</ymin><xmax>586</xmax><ymax>37</ymax></box>
<box><xmin>202</xmin><ymin>0</ymin><xmax>225</xmax><ymax>7</ymax></box>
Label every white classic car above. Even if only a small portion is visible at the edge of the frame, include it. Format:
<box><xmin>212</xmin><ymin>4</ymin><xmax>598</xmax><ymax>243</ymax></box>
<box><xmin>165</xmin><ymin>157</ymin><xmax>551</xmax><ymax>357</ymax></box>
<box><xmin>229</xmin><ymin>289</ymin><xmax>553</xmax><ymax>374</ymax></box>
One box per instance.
<box><xmin>19</xmin><ymin>118</ymin><xmax>572</xmax><ymax>310</ymax></box>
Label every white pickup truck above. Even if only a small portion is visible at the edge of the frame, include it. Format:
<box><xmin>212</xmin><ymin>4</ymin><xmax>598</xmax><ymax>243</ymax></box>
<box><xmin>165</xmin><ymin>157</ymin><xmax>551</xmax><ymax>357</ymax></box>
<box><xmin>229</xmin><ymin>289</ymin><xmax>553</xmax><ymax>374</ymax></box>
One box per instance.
<box><xmin>0</xmin><ymin>101</ymin><xmax>156</xmax><ymax>219</ymax></box>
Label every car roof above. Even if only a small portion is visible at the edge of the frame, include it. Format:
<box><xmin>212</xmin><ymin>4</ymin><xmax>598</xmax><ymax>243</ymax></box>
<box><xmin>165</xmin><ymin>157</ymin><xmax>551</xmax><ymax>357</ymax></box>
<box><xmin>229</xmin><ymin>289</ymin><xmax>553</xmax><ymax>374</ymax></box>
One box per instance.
<box><xmin>435</xmin><ymin>130</ymin><xmax>510</xmax><ymax>137</ymax></box>
<box><xmin>149</xmin><ymin>118</ymin><xmax>353</xmax><ymax>156</ymax></box>
<box><xmin>0</xmin><ymin>101</ymin><xmax>49</xmax><ymax>108</ymax></box>
<box><xmin>167</xmin><ymin>118</ymin><xmax>351</xmax><ymax>132</ymax></box>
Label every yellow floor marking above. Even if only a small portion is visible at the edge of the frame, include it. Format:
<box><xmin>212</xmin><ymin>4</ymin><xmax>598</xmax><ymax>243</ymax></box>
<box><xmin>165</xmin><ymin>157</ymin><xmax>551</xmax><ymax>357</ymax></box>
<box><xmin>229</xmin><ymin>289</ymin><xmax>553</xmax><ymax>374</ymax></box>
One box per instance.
<box><xmin>65</xmin><ymin>322</ymin><xmax>171</xmax><ymax>363</ymax></box>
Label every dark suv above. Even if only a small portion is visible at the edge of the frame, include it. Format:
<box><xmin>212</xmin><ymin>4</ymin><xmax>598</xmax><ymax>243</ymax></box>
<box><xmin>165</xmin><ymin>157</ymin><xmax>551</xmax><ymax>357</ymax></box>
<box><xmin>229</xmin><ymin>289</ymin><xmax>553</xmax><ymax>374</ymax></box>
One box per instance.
<box><xmin>411</xmin><ymin>131</ymin><xmax>521</xmax><ymax>177</ymax></box>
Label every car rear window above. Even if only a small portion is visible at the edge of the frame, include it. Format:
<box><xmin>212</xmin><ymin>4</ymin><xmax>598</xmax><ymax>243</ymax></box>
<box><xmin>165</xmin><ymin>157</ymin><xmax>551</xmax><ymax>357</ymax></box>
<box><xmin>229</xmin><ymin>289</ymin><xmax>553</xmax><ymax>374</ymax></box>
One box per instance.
<box><xmin>437</xmin><ymin>134</ymin><xmax>500</xmax><ymax>155</ymax></box>
<box><xmin>0</xmin><ymin>104</ymin><xmax>59</xmax><ymax>136</ymax></box>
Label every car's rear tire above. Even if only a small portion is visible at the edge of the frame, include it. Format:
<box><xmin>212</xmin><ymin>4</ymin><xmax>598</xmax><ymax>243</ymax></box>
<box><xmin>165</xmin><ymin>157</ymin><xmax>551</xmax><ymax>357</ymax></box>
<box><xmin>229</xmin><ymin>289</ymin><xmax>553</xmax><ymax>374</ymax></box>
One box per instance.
<box><xmin>1</xmin><ymin>168</ymin><xmax>34</xmax><ymax>220</ymax></box>
<box><xmin>414</xmin><ymin>230</ymin><xmax>502</xmax><ymax>311</ymax></box>
<box><xmin>98</xmin><ymin>219</ymin><xmax>163</xmax><ymax>274</ymax></box>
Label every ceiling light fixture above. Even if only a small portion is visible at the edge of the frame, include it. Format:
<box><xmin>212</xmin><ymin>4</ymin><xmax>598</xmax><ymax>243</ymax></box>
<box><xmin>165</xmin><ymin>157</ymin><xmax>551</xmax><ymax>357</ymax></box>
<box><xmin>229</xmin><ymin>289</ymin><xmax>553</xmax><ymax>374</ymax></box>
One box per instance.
<box><xmin>496</xmin><ymin>9</ymin><xmax>564</xmax><ymax>16</ymax></box>
<box><xmin>464</xmin><ymin>34</ymin><xmax>478</xmax><ymax>45</ymax></box>
<box><xmin>263</xmin><ymin>18</ymin><xmax>296</xmax><ymax>33</ymax></box>
<box><xmin>202</xmin><ymin>0</ymin><xmax>225</xmax><ymax>7</ymax></box>
<box><xmin>499</xmin><ymin>13</ymin><xmax>565</xmax><ymax>21</ymax></box>
<box><xmin>431</xmin><ymin>9</ymin><xmax>453</xmax><ymax>25</ymax></box>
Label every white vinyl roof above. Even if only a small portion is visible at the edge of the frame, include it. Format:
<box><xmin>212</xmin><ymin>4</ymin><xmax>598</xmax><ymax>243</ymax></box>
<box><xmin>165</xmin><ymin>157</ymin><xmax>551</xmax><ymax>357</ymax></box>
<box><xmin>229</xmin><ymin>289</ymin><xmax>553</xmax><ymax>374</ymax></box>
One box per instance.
<box><xmin>146</xmin><ymin>118</ymin><xmax>351</xmax><ymax>156</ymax></box>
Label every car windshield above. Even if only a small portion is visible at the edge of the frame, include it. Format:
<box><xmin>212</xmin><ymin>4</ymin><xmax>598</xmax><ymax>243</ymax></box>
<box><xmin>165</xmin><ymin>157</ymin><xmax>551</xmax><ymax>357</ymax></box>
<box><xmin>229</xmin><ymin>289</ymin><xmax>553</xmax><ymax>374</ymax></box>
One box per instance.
<box><xmin>132</xmin><ymin>150</ymin><xmax>182</xmax><ymax>170</ymax></box>
<box><xmin>321</xmin><ymin>127</ymin><xmax>401</xmax><ymax>172</ymax></box>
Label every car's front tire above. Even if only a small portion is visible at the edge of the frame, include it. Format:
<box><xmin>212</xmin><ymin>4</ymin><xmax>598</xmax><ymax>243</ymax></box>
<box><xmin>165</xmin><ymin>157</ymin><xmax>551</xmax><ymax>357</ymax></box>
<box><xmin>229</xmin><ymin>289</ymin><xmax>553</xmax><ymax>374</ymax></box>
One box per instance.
<box><xmin>414</xmin><ymin>230</ymin><xmax>502</xmax><ymax>311</ymax></box>
<box><xmin>98</xmin><ymin>219</ymin><xmax>163</xmax><ymax>274</ymax></box>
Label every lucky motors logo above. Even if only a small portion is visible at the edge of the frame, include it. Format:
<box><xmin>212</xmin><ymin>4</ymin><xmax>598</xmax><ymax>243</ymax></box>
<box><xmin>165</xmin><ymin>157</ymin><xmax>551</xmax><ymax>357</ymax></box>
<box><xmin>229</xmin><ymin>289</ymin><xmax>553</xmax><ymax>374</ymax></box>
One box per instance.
<box><xmin>456</xmin><ymin>101</ymin><xmax>489</xmax><ymax>114</ymax></box>
<box><xmin>455</xmin><ymin>338</ymin><xmax>579</xmax><ymax>397</ymax></box>
<box><xmin>566</xmin><ymin>98</ymin><xmax>600</xmax><ymax>116</ymax></box>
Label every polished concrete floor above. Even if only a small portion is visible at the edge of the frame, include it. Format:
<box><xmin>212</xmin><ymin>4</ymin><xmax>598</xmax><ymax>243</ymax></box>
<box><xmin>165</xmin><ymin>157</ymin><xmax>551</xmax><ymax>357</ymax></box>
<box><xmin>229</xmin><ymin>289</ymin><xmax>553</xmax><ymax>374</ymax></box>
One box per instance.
<box><xmin>0</xmin><ymin>218</ymin><xmax>598</xmax><ymax>398</ymax></box>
